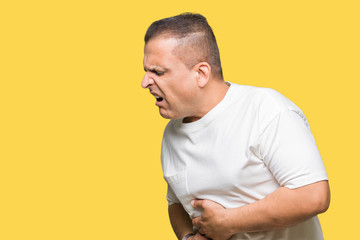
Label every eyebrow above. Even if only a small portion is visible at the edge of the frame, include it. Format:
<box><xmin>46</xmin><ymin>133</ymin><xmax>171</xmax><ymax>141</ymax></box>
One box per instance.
<box><xmin>144</xmin><ymin>66</ymin><xmax>168</xmax><ymax>72</ymax></box>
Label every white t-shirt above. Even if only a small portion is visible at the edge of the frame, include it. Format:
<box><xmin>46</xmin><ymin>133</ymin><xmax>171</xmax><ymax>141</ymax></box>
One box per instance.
<box><xmin>161</xmin><ymin>82</ymin><xmax>328</xmax><ymax>240</ymax></box>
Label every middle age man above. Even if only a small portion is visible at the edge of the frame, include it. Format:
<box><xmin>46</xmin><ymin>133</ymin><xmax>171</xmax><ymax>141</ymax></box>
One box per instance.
<box><xmin>142</xmin><ymin>13</ymin><xmax>330</xmax><ymax>240</ymax></box>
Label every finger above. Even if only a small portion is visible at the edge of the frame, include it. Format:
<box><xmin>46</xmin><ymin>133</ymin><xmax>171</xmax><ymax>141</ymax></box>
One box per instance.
<box><xmin>198</xmin><ymin>227</ymin><xmax>205</xmax><ymax>235</ymax></box>
<box><xmin>191</xmin><ymin>199</ymin><xmax>204</xmax><ymax>209</ymax></box>
<box><xmin>192</xmin><ymin>216</ymin><xmax>201</xmax><ymax>227</ymax></box>
<box><xmin>194</xmin><ymin>232</ymin><xmax>208</xmax><ymax>240</ymax></box>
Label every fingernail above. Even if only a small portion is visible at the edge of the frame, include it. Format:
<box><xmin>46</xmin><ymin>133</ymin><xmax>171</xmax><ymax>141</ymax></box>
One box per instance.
<box><xmin>191</xmin><ymin>200</ymin><xmax>195</xmax><ymax>206</ymax></box>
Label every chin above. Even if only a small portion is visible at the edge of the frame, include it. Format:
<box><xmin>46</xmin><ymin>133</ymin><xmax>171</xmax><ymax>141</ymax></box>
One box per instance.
<box><xmin>159</xmin><ymin>109</ymin><xmax>179</xmax><ymax>120</ymax></box>
<box><xmin>159</xmin><ymin>109</ymin><xmax>172</xmax><ymax>119</ymax></box>
<box><xmin>160</xmin><ymin>114</ymin><xmax>172</xmax><ymax>119</ymax></box>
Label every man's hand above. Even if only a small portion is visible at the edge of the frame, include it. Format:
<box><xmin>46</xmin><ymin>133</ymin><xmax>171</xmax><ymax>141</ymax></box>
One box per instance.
<box><xmin>191</xmin><ymin>200</ymin><xmax>234</xmax><ymax>240</ymax></box>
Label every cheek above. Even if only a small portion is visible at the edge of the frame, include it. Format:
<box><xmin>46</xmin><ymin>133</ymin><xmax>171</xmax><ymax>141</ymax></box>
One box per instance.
<box><xmin>163</xmin><ymin>72</ymin><xmax>196</xmax><ymax>103</ymax></box>
<box><xmin>176</xmin><ymin>75</ymin><xmax>197</xmax><ymax>94</ymax></box>
<box><xmin>181</xmin><ymin>81</ymin><xmax>198</xmax><ymax>99</ymax></box>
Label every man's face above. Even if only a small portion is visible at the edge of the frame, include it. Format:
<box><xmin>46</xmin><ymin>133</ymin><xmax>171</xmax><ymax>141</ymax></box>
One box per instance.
<box><xmin>142</xmin><ymin>37</ymin><xmax>199</xmax><ymax>120</ymax></box>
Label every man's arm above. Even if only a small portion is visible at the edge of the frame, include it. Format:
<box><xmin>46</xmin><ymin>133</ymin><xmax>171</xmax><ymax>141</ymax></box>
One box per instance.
<box><xmin>192</xmin><ymin>180</ymin><xmax>330</xmax><ymax>240</ymax></box>
<box><xmin>169</xmin><ymin>203</ymin><xmax>209</xmax><ymax>240</ymax></box>
<box><xmin>169</xmin><ymin>203</ymin><xmax>194</xmax><ymax>240</ymax></box>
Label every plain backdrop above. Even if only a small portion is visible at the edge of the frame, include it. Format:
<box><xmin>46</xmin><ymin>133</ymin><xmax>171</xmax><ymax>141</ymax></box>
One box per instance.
<box><xmin>1</xmin><ymin>0</ymin><xmax>359</xmax><ymax>239</ymax></box>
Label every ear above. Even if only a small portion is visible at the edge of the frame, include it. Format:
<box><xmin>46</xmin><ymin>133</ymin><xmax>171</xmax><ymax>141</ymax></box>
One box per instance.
<box><xmin>194</xmin><ymin>62</ymin><xmax>211</xmax><ymax>88</ymax></box>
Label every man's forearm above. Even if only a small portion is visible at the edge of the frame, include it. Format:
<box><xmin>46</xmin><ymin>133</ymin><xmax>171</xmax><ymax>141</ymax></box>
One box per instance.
<box><xmin>225</xmin><ymin>180</ymin><xmax>330</xmax><ymax>234</ymax></box>
<box><xmin>169</xmin><ymin>203</ymin><xmax>194</xmax><ymax>240</ymax></box>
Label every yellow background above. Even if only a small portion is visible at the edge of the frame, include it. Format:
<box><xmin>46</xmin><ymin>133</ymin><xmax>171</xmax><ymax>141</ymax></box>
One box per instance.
<box><xmin>1</xmin><ymin>0</ymin><xmax>359</xmax><ymax>239</ymax></box>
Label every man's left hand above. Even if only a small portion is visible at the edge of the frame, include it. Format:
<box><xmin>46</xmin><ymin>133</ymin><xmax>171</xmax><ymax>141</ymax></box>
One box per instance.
<box><xmin>191</xmin><ymin>199</ymin><xmax>234</xmax><ymax>240</ymax></box>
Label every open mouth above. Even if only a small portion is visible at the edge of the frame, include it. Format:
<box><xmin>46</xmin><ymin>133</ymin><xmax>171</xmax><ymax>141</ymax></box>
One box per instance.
<box><xmin>155</xmin><ymin>96</ymin><xmax>164</xmax><ymax>102</ymax></box>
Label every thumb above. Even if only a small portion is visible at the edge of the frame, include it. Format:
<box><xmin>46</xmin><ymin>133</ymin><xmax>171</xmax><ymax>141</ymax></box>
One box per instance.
<box><xmin>191</xmin><ymin>199</ymin><xmax>204</xmax><ymax>209</ymax></box>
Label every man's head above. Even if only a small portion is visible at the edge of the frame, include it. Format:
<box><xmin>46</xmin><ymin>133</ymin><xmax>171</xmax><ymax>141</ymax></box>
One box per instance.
<box><xmin>144</xmin><ymin>13</ymin><xmax>223</xmax><ymax>79</ymax></box>
<box><xmin>142</xmin><ymin>13</ymin><xmax>227</xmax><ymax>121</ymax></box>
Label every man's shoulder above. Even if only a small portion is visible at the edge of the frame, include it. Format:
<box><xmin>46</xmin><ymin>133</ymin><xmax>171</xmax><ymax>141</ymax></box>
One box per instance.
<box><xmin>230</xmin><ymin>83</ymin><xmax>306</xmax><ymax>130</ymax></box>
<box><xmin>229</xmin><ymin>83</ymin><xmax>282</xmax><ymax>100</ymax></box>
<box><xmin>231</xmin><ymin>83</ymin><xmax>300</xmax><ymax>112</ymax></box>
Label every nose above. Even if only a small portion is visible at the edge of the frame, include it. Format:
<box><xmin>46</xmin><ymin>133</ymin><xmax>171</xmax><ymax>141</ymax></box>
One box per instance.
<box><xmin>141</xmin><ymin>72</ymin><xmax>155</xmax><ymax>89</ymax></box>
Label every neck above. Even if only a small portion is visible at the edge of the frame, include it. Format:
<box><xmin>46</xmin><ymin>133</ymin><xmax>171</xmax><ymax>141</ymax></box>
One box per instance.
<box><xmin>183</xmin><ymin>80</ymin><xmax>230</xmax><ymax>123</ymax></box>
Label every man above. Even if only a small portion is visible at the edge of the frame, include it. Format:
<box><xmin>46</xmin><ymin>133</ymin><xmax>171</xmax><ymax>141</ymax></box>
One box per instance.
<box><xmin>142</xmin><ymin>13</ymin><xmax>330</xmax><ymax>240</ymax></box>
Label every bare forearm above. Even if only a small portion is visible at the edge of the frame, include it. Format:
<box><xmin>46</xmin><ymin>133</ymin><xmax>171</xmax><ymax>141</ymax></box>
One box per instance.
<box><xmin>225</xmin><ymin>180</ymin><xmax>330</xmax><ymax>234</ymax></box>
<box><xmin>169</xmin><ymin>203</ymin><xmax>194</xmax><ymax>240</ymax></box>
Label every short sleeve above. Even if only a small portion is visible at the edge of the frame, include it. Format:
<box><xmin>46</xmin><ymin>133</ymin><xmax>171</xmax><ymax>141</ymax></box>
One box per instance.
<box><xmin>259</xmin><ymin>110</ymin><xmax>328</xmax><ymax>189</ymax></box>
<box><xmin>166</xmin><ymin>183</ymin><xmax>180</xmax><ymax>205</ymax></box>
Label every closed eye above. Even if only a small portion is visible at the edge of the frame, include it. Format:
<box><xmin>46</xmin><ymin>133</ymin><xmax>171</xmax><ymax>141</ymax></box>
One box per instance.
<box><xmin>154</xmin><ymin>71</ymin><xmax>164</xmax><ymax>76</ymax></box>
<box><xmin>144</xmin><ymin>66</ymin><xmax>167</xmax><ymax>76</ymax></box>
<box><xmin>144</xmin><ymin>68</ymin><xmax>165</xmax><ymax>76</ymax></box>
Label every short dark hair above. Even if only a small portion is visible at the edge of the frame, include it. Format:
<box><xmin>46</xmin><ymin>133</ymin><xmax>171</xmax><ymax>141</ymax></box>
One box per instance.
<box><xmin>144</xmin><ymin>13</ymin><xmax>223</xmax><ymax>79</ymax></box>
